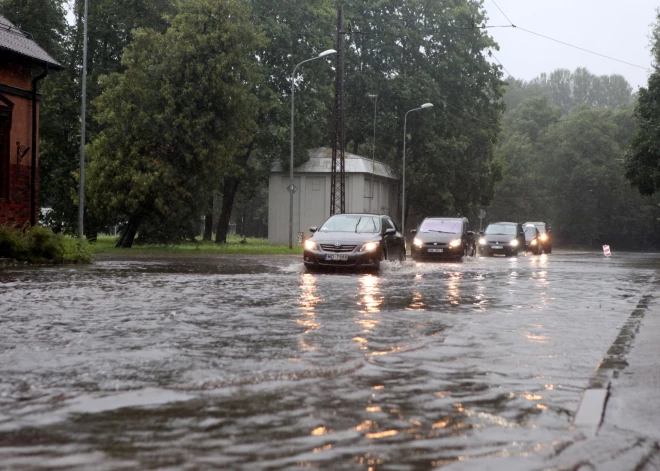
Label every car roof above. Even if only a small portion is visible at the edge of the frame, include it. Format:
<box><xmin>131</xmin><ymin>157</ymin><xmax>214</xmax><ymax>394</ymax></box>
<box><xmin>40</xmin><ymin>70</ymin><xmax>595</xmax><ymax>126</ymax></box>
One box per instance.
<box><xmin>329</xmin><ymin>213</ymin><xmax>382</xmax><ymax>217</ymax></box>
<box><xmin>422</xmin><ymin>217</ymin><xmax>464</xmax><ymax>220</ymax></box>
<box><xmin>490</xmin><ymin>221</ymin><xmax>518</xmax><ymax>225</ymax></box>
<box><xmin>524</xmin><ymin>221</ymin><xmax>546</xmax><ymax>225</ymax></box>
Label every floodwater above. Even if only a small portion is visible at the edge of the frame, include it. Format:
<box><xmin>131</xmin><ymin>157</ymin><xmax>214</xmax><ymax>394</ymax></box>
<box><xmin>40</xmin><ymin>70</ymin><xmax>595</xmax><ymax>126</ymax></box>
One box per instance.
<box><xmin>0</xmin><ymin>251</ymin><xmax>657</xmax><ymax>470</ymax></box>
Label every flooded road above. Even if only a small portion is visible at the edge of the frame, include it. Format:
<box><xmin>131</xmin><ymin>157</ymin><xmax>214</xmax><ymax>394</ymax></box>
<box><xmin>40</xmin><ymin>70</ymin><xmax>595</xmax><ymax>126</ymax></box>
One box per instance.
<box><xmin>0</xmin><ymin>251</ymin><xmax>657</xmax><ymax>470</ymax></box>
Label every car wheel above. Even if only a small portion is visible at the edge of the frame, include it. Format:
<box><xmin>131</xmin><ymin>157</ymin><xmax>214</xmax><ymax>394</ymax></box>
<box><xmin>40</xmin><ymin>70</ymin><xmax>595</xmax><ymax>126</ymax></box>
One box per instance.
<box><xmin>399</xmin><ymin>246</ymin><xmax>406</xmax><ymax>261</ymax></box>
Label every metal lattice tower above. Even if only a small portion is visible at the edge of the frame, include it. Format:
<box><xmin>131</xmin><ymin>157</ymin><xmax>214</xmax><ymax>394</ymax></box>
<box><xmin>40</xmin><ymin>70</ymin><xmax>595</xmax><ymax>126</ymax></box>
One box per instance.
<box><xmin>330</xmin><ymin>5</ymin><xmax>345</xmax><ymax>216</ymax></box>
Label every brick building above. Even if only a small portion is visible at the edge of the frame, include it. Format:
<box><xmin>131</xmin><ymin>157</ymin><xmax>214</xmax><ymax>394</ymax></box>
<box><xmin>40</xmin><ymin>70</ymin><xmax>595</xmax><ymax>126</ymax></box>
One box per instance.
<box><xmin>0</xmin><ymin>14</ymin><xmax>62</xmax><ymax>226</ymax></box>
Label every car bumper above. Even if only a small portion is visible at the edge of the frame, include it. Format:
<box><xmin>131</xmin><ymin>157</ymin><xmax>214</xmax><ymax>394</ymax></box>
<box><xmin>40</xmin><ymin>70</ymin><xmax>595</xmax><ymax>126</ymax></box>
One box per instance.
<box><xmin>303</xmin><ymin>250</ymin><xmax>380</xmax><ymax>268</ymax></box>
<box><xmin>412</xmin><ymin>245</ymin><xmax>462</xmax><ymax>259</ymax></box>
<box><xmin>479</xmin><ymin>245</ymin><xmax>516</xmax><ymax>256</ymax></box>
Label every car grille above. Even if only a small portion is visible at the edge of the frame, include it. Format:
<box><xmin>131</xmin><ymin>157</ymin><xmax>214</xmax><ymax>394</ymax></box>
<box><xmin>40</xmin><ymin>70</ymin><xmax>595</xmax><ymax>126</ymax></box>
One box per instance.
<box><xmin>423</xmin><ymin>242</ymin><xmax>448</xmax><ymax>247</ymax></box>
<box><xmin>320</xmin><ymin>244</ymin><xmax>357</xmax><ymax>253</ymax></box>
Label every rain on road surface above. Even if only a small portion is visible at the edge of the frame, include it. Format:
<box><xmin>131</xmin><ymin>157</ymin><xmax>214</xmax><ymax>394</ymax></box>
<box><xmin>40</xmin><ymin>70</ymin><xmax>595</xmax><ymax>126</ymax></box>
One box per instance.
<box><xmin>0</xmin><ymin>251</ymin><xmax>657</xmax><ymax>470</ymax></box>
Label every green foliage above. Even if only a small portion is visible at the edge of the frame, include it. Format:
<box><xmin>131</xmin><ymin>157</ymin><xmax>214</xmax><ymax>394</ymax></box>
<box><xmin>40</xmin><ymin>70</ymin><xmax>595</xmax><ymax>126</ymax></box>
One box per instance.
<box><xmin>0</xmin><ymin>0</ymin><xmax>67</xmax><ymax>60</ymax></box>
<box><xmin>504</xmin><ymin>68</ymin><xmax>634</xmax><ymax>115</ymax></box>
<box><xmin>625</xmin><ymin>11</ymin><xmax>660</xmax><ymax>197</ymax></box>
<box><xmin>338</xmin><ymin>0</ymin><xmax>504</xmax><ymax>226</ymax></box>
<box><xmin>490</xmin><ymin>72</ymin><xmax>660</xmax><ymax>249</ymax></box>
<box><xmin>93</xmin><ymin>235</ymin><xmax>300</xmax><ymax>255</ymax></box>
<box><xmin>34</xmin><ymin>0</ymin><xmax>176</xmax><ymax>234</ymax></box>
<box><xmin>0</xmin><ymin>225</ymin><xmax>93</xmax><ymax>263</ymax></box>
<box><xmin>87</xmin><ymin>0</ymin><xmax>266</xmax><ymax>244</ymax></box>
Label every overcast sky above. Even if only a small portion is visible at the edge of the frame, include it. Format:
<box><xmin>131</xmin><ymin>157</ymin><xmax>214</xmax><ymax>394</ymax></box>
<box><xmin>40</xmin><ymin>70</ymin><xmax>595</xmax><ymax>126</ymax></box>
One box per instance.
<box><xmin>482</xmin><ymin>0</ymin><xmax>657</xmax><ymax>90</ymax></box>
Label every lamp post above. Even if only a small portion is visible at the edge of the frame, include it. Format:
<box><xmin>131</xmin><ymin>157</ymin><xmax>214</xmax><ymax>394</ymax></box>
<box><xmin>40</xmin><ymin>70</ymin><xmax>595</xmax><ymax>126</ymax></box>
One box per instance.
<box><xmin>289</xmin><ymin>49</ymin><xmax>337</xmax><ymax>249</ymax></box>
<box><xmin>367</xmin><ymin>94</ymin><xmax>377</xmax><ymax>213</ymax></box>
<box><xmin>401</xmin><ymin>103</ymin><xmax>433</xmax><ymax>236</ymax></box>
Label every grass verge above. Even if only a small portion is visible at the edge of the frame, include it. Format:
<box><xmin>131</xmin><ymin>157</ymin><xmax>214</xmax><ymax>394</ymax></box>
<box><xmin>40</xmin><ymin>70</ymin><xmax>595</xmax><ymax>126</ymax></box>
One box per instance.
<box><xmin>93</xmin><ymin>235</ymin><xmax>302</xmax><ymax>255</ymax></box>
<box><xmin>0</xmin><ymin>225</ymin><xmax>93</xmax><ymax>264</ymax></box>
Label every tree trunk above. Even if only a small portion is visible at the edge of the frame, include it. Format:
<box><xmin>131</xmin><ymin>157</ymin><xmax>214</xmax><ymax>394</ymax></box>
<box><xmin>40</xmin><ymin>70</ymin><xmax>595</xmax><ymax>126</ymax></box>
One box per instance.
<box><xmin>215</xmin><ymin>176</ymin><xmax>240</xmax><ymax>244</ymax></box>
<box><xmin>203</xmin><ymin>196</ymin><xmax>214</xmax><ymax>241</ymax></box>
<box><xmin>115</xmin><ymin>210</ymin><xmax>146</xmax><ymax>248</ymax></box>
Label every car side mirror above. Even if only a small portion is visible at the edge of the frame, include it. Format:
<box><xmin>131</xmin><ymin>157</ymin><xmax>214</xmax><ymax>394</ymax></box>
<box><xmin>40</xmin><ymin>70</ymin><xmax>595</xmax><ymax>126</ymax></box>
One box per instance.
<box><xmin>385</xmin><ymin>227</ymin><xmax>396</xmax><ymax>235</ymax></box>
<box><xmin>410</xmin><ymin>229</ymin><xmax>417</xmax><ymax>234</ymax></box>
<box><xmin>309</xmin><ymin>226</ymin><xmax>317</xmax><ymax>233</ymax></box>
<box><xmin>479</xmin><ymin>231</ymin><xmax>484</xmax><ymax>236</ymax></box>
<box><xmin>466</xmin><ymin>231</ymin><xmax>475</xmax><ymax>236</ymax></box>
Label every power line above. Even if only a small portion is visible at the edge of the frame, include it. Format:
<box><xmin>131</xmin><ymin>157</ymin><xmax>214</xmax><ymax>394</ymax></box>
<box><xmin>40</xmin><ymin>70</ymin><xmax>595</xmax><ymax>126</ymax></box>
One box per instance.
<box><xmin>489</xmin><ymin>50</ymin><xmax>513</xmax><ymax>78</ymax></box>
<box><xmin>490</xmin><ymin>0</ymin><xmax>516</xmax><ymax>27</ymax></box>
<box><xmin>488</xmin><ymin>0</ymin><xmax>650</xmax><ymax>72</ymax></box>
<box><xmin>516</xmin><ymin>26</ymin><xmax>650</xmax><ymax>71</ymax></box>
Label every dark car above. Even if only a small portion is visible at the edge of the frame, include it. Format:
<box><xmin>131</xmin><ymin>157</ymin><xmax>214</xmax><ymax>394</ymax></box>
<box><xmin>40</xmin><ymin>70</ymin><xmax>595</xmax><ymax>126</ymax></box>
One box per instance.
<box><xmin>523</xmin><ymin>224</ymin><xmax>542</xmax><ymax>255</ymax></box>
<box><xmin>523</xmin><ymin>221</ymin><xmax>552</xmax><ymax>253</ymax></box>
<box><xmin>303</xmin><ymin>213</ymin><xmax>405</xmax><ymax>271</ymax></box>
<box><xmin>478</xmin><ymin>222</ymin><xmax>525</xmax><ymax>257</ymax></box>
<box><xmin>410</xmin><ymin>217</ymin><xmax>476</xmax><ymax>261</ymax></box>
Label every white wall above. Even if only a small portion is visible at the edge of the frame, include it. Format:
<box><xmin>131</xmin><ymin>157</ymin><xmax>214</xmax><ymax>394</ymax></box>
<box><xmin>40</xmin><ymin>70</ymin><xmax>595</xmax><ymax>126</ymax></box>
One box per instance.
<box><xmin>268</xmin><ymin>172</ymin><xmax>399</xmax><ymax>245</ymax></box>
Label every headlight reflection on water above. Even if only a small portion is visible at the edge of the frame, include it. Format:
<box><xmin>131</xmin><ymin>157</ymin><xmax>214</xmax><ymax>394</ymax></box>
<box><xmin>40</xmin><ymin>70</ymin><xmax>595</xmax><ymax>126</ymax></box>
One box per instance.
<box><xmin>354</xmin><ymin>275</ymin><xmax>383</xmax><ymax>351</ymax></box>
<box><xmin>296</xmin><ymin>273</ymin><xmax>321</xmax><ymax>352</ymax></box>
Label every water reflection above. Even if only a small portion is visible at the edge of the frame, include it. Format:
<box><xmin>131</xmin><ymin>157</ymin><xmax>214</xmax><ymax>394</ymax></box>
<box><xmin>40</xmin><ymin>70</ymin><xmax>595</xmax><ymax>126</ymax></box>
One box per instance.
<box><xmin>446</xmin><ymin>271</ymin><xmax>461</xmax><ymax>306</ymax></box>
<box><xmin>297</xmin><ymin>273</ymin><xmax>321</xmax><ymax>351</ymax></box>
<box><xmin>408</xmin><ymin>273</ymin><xmax>426</xmax><ymax>311</ymax></box>
<box><xmin>354</xmin><ymin>275</ymin><xmax>383</xmax><ymax>350</ymax></box>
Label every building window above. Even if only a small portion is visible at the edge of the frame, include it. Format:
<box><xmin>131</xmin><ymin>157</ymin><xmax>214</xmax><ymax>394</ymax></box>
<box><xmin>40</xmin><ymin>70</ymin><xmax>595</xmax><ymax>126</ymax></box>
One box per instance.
<box><xmin>364</xmin><ymin>180</ymin><xmax>372</xmax><ymax>198</ymax></box>
<box><xmin>0</xmin><ymin>101</ymin><xmax>12</xmax><ymax>200</ymax></box>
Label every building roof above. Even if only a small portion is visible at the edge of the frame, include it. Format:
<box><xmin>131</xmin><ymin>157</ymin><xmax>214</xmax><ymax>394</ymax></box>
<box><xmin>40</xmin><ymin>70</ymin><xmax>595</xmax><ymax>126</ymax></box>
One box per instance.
<box><xmin>272</xmin><ymin>147</ymin><xmax>398</xmax><ymax>180</ymax></box>
<box><xmin>0</xmin><ymin>14</ymin><xmax>63</xmax><ymax>70</ymax></box>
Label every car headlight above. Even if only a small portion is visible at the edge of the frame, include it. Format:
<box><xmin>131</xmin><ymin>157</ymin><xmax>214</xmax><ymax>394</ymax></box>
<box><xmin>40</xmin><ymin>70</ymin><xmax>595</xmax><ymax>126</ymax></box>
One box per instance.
<box><xmin>540</xmin><ymin>233</ymin><xmax>548</xmax><ymax>241</ymax></box>
<box><xmin>360</xmin><ymin>241</ymin><xmax>379</xmax><ymax>252</ymax></box>
<box><xmin>478</xmin><ymin>237</ymin><xmax>487</xmax><ymax>245</ymax></box>
<box><xmin>449</xmin><ymin>238</ymin><xmax>462</xmax><ymax>248</ymax></box>
<box><xmin>531</xmin><ymin>240</ymin><xmax>537</xmax><ymax>245</ymax></box>
<box><xmin>413</xmin><ymin>237</ymin><xmax>423</xmax><ymax>248</ymax></box>
<box><xmin>509</xmin><ymin>239</ymin><xmax>519</xmax><ymax>247</ymax></box>
<box><xmin>304</xmin><ymin>239</ymin><xmax>317</xmax><ymax>251</ymax></box>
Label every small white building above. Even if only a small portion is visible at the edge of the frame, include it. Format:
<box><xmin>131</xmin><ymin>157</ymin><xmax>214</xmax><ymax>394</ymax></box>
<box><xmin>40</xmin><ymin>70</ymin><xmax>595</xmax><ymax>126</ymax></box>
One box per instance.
<box><xmin>268</xmin><ymin>147</ymin><xmax>400</xmax><ymax>245</ymax></box>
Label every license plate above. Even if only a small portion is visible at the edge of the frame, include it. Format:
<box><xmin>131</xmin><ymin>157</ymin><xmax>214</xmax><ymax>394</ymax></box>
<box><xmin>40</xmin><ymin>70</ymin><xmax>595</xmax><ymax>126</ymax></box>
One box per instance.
<box><xmin>491</xmin><ymin>245</ymin><xmax>503</xmax><ymax>249</ymax></box>
<box><xmin>325</xmin><ymin>254</ymin><xmax>349</xmax><ymax>261</ymax></box>
<box><xmin>427</xmin><ymin>248</ymin><xmax>443</xmax><ymax>253</ymax></box>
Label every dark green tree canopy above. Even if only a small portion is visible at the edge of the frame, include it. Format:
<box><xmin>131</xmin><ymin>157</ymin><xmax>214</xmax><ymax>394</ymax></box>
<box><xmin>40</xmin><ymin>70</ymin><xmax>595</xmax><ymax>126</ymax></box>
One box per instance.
<box><xmin>86</xmin><ymin>0</ymin><xmax>265</xmax><ymax>245</ymax></box>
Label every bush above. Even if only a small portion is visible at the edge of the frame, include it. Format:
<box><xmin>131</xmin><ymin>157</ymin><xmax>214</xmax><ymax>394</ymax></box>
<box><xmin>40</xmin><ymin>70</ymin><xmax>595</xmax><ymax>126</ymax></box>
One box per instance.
<box><xmin>0</xmin><ymin>225</ymin><xmax>93</xmax><ymax>264</ymax></box>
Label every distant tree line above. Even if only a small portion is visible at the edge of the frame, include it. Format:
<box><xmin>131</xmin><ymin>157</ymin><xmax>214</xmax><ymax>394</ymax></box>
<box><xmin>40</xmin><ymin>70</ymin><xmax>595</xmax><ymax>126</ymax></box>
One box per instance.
<box><xmin>487</xmin><ymin>67</ymin><xmax>660</xmax><ymax>249</ymax></box>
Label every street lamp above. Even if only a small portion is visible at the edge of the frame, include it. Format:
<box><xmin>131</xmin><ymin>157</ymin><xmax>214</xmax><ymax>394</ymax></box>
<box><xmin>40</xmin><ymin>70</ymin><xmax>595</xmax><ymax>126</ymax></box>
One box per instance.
<box><xmin>289</xmin><ymin>49</ymin><xmax>337</xmax><ymax>249</ymax></box>
<box><xmin>367</xmin><ymin>94</ymin><xmax>377</xmax><ymax>213</ymax></box>
<box><xmin>401</xmin><ymin>102</ymin><xmax>433</xmax><ymax>236</ymax></box>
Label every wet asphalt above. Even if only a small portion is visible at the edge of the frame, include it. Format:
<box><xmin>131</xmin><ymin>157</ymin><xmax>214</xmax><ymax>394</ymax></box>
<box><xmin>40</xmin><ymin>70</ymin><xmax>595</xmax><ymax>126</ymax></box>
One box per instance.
<box><xmin>0</xmin><ymin>251</ymin><xmax>658</xmax><ymax>470</ymax></box>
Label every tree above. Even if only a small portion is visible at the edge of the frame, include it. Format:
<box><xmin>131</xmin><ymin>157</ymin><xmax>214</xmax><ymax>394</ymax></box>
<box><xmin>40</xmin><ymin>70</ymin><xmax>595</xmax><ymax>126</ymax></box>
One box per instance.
<box><xmin>86</xmin><ymin>0</ymin><xmax>265</xmax><ymax>247</ymax></box>
<box><xmin>625</xmin><ymin>10</ymin><xmax>660</xmax><ymax>196</ymax></box>
<box><xmin>33</xmin><ymin>0</ymin><xmax>175</xmax><ymax>234</ymax></box>
<box><xmin>340</xmin><ymin>0</ymin><xmax>505</xmax><ymax>227</ymax></box>
<box><xmin>208</xmin><ymin>0</ymin><xmax>337</xmax><ymax>244</ymax></box>
<box><xmin>0</xmin><ymin>0</ymin><xmax>67</xmax><ymax>59</ymax></box>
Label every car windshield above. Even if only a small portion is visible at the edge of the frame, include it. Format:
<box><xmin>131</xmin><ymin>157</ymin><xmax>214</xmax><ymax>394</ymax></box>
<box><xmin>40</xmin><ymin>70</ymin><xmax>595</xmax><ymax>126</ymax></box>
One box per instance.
<box><xmin>319</xmin><ymin>215</ymin><xmax>380</xmax><ymax>233</ymax></box>
<box><xmin>524</xmin><ymin>226</ymin><xmax>537</xmax><ymax>240</ymax></box>
<box><xmin>485</xmin><ymin>224</ymin><xmax>516</xmax><ymax>236</ymax></box>
<box><xmin>419</xmin><ymin>219</ymin><xmax>462</xmax><ymax>233</ymax></box>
